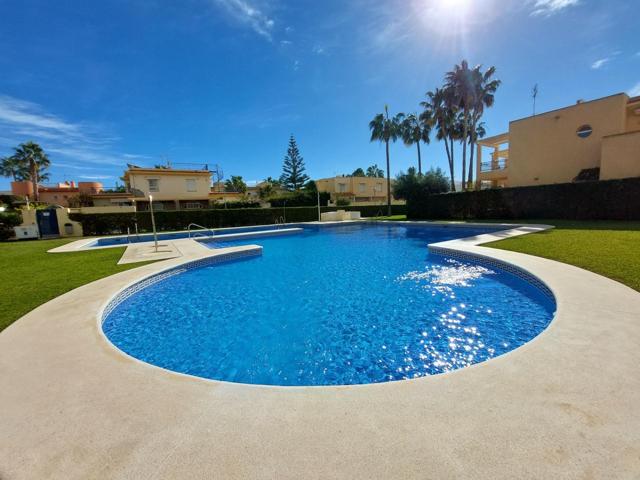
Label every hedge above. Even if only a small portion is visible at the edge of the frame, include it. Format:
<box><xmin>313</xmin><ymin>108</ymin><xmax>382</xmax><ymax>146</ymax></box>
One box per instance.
<box><xmin>407</xmin><ymin>177</ymin><xmax>640</xmax><ymax>221</ymax></box>
<box><xmin>0</xmin><ymin>211</ymin><xmax>22</xmax><ymax>241</ymax></box>
<box><xmin>69</xmin><ymin>205</ymin><xmax>407</xmax><ymax>236</ymax></box>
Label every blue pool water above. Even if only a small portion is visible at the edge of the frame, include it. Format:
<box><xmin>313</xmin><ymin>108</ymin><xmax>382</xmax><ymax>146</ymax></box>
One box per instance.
<box><xmin>103</xmin><ymin>224</ymin><xmax>555</xmax><ymax>386</ymax></box>
<box><xmin>89</xmin><ymin>224</ymin><xmax>283</xmax><ymax>247</ymax></box>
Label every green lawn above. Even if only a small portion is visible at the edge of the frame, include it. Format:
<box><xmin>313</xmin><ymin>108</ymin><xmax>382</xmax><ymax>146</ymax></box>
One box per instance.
<box><xmin>0</xmin><ymin>239</ymin><xmax>153</xmax><ymax>332</ymax></box>
<box><xmin>485</xmin><ymin>220</ymin><xmax>640</xmax><ymax>292</ymax></box>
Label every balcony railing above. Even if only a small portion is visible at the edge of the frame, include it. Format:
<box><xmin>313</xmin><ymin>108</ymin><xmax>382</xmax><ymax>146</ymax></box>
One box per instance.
<box><xmin>480</xmin><ymin>159</ymin><xmax>508</xmax><ymax>172</ymax></box>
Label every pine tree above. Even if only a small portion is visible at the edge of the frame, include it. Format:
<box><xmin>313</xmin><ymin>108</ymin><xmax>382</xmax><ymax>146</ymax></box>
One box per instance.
<box><xmin>279</xmin><ymin>135</ymin><xmax>309</xmax><ymax>191</ymax></box>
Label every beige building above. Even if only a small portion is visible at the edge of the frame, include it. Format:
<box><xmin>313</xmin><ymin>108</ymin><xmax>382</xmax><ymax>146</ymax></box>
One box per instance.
<box><xmin>124</xmin><ymin>167</ymin><xmax>212</xmax><ymax>210</ymax></box>
<box><xmin>316</xmin><ymin>176</ymin><xmax>403</xmax><ymax>205</ymax></box>
<box><xmin>477</xmin><ymin>93</ymin><xmax>640</xmax><ymax>188</ymax></box>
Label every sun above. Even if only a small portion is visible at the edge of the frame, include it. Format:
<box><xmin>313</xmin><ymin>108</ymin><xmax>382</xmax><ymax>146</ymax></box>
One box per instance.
<box><xmin>416</xmin><ymin>0</ymin><xmax>477</xmax><ymax>36</ymax></box>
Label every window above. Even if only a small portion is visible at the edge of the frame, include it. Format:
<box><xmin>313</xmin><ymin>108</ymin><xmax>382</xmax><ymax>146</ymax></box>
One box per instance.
<box><xmin>185</xmin><ymin>202</ymin><xmax>203</xmax><ymax>210</ymax></box>
<box><xmin>338</xmin><ymin>183</ymin><xmax>347</xmax><ymax>193</ymax></box>
<box><xmin>576</xmin><ymin>125</ymin><xmax>593</xmax><ymax>138</ymax></box>
<box><xmin>358</xmin><ymin>183</ymin><xmax>366</xmax><ymax>193</ymax></box>
<box><xmin>147</xmin><ymin>179</ymin><xmax>159</xmax><ymax>192</ymax></box>
<box><xmin>186</xmin><ymin>179</ymin><xmax>197</xmax><ymax>192</ymax></box>
<box><xmin>375</xmin><ymin>183</ymin><xmax>383</xmax><ymax>192</ymax></box>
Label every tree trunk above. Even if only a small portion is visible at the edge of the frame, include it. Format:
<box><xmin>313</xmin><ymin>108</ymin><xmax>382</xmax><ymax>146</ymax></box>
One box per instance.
<box><xmin>385</xmin><ymin>140</ymin><xmax>391</xmax><ymax>216</ymax></box>
<box><xmin>449</xmin><ymin>138</ymin><xmax>456</xmax><ymax>192</ymax></box>
<box><xmin>468</xmin><ymin>117</ymin><xmax>478</xmax><ymax>187</ymax></box>
<box><xmin>416</xmin><ymin>142</ymin><xmax>422</xmax><ymax>175</ymax></box>
<box><xmin>461</xmin><ymin>111</ymin><xmax>469</xmax><ymax>191</ymax></box>
<box><xmin>30</xmin><ymin>157</ymin><xmax>39</xmax><ymax>202</ymax></box>
<box><xmin>469</xmin><ymin>137</ymin><xmax>475</xmax><ymax>189</ymax></box>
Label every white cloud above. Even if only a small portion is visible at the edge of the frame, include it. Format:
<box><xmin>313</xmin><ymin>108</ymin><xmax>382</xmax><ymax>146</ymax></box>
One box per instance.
<box><xmin>530</xmin><ymin>0</ymin><xmax>580</xmax><ymax>16</ymax></box>
<box><xmin>629</xmin><ymin>82</ymin><xmax>640</xmax><ymax>97</ymax></box>
<box><xmin>78</xmin><ymin>174</ymin><xmax>114</xmax><ymax>180</ymax></box>
<box><xmin>591</xmin><ymin>58</ymin><xmax>609</xmax><ymax>69</ymax></box>
<box><xmin>312</xmin><ymin>45</ymin><xmax>326</xmax><ymax>55</ymax></box>
<box><xmin>212</xmin><ymin>0</ymin><xmax>276</xmax><ymax>40</ymax></box>
<box><xmin>0</xmin><ymin>94</ymin><xmax>148</xmax><ymax>184</ymax></box>
<box><xmin>280</xmin><ymin>40</ymin><xmax>292</xmax><ymax>46</ymax></box>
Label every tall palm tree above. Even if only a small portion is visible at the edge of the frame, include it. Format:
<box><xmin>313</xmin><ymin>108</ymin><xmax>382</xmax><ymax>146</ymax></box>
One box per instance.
<box><xmin>466</xmin><ymin>65</ymin><xmax>501</xmax><ymax>187</ymax></box>
<box><xmin>421</xmin><ymin>88</ymin><xmax>458</xmax><ymax>191</ymax></box>
<box><xmin>445</xmin><ymin>60</ymin><xmax>477</xmax><ymax>191</ymax></box>
<box><xmin>9</xmin><ymin>142</ymin><xmax>51</xmax><ymax>201</ymax></box>
<box><xmin>369</xmin><ymin>105</ymin><xmax>401</xmax><ymax>216</ymax></box>
<box><xmin>399</xmin><ymin>113</ymin><xmax>431</xmax><ymax>175</ymax></box>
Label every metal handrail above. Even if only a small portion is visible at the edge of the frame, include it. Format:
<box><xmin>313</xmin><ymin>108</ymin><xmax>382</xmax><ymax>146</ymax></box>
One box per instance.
<box><xmin>188</xmin><ymin>223</ymin><xmax>215</xmax><ymax>238</ymax></box>
<box><xmin>480</xmin><ymin>159</ymin><xmax>508</xmax><ymax>172</ymax></box>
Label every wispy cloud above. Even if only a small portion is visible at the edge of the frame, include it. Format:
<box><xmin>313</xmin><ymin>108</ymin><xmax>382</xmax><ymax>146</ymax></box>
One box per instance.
<box><xmin>212</xmin><ymin>0</ymin><xmax>276</xmax><ymax>40</ymax></box>
<box><xmin>629</xmin><ymin>82</ymin><xmax>640</xmax><ymax>97</ymax></box>
<box><xmin>591</xmin><ymin>58</ymin><xmax>609</xmax><ymax>69</ymax></box>
<box><xmin>0</xmin><ymin>94</ymin><xmax>146</xmax><ymax>182</ymax></box>
<box><xmin>312</xmin><ymin>45</ymin><xmax>327</xmax><ymax>55</ymax></box>
<box><xmin>530</xmin><ymin>0</ymin><xmax>580</xmax><ymax>17</ymax></box>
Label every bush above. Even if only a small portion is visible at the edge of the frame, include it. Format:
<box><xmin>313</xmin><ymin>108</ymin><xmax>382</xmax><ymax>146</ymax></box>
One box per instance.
<box><xmin>394</xmin><ymin>167</ymin><xmax>450</xmax><ymax>201</ymax></box>
<box><xmin>407</xmin><ymin>177</ymin><xmax>640</xmax><ymax>221</ymax></box>
<box><xmin>335</xmin><ymin>198</ymin><xmax>351</xmax><ymax>207</ymax></box>
<box><xmin>0</xmin><ymin>211</ymin><xmax>22</xmax><ymax>241</ymax></box>
<box><xmin>210</xmin><ymin>201</ymin><xmax>261</xmax><ymax>209</ymax></box>
<box><xmin>269</xmin><ymin>191</ymin><xmax>330</xmax><ymax>207</ymax></box>
<box><xmin>70</xmin><ymin>205</ymin><xmax>409</xmax><ymax>235</ymax></box>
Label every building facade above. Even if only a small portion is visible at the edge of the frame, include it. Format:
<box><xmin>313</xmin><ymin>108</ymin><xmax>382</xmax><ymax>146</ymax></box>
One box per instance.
<box><xmin>477</xmin><ymin>93</ymin><xmax>640</xmax><ymax>188</ymax></box>
<box><xmin>124</xmin><ymin>167</ymin><xmax>212</xmax><ymax>210</ymax></box>
<box><xmin>315</xmin><ymin>176</ymin><xmax>403</xmax><ymax>205</ymax></box>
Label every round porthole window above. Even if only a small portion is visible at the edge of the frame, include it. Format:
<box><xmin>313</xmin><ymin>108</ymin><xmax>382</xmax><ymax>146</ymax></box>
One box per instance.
<box><xmin>576</xmin><ymin>125</ymin><xmax>593</xmax><ymax>138</ymax></box>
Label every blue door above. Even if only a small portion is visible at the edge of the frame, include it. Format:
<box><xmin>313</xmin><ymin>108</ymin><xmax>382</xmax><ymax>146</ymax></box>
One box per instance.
<box><xmin>36</xmin><ymin>209</ymin><xmax>60</xmax><ymax>237</ymax></box>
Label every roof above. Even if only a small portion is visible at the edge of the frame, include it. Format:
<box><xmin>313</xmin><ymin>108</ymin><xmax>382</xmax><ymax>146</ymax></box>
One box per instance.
<box><xmin>125</xmin><ymin>168</ymin><xmax>210</xmax><ymax>177</ymax></box>
<box><xmin>477</xmin><ymin>132</ymin><xmax>509</xmax><ymax>147</ymax></box>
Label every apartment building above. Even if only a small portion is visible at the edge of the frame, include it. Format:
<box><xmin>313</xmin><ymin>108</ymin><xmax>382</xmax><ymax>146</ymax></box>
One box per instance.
<box><xmin>477</xmin><ymin>93</ymin><xmax>640</xmax><ymax>188</ymax></box>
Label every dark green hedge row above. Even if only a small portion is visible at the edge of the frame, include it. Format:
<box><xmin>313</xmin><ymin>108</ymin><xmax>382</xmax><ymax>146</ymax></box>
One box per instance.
<box><xmin>70</xmin><ymin>204</ymin><xmax>407</xmax><ymax>236</ymax></box>
<box><xmin>407</xmin><ymin>177</ymin><xmax>640</xmax><ymax>221</ymax></box>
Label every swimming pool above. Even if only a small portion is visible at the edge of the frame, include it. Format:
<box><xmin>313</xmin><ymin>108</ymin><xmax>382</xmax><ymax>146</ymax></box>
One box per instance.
<box><xmin>102</xmin><ymin>223</ymin><xmax>555</xmax><ymax>386</ymax></box>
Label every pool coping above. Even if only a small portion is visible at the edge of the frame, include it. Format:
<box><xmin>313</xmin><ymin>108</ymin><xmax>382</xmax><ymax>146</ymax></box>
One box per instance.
<box><xmin>2</xmin><ymin>221</ymin><xmax>640</xmax><ymax>479</ymax></box>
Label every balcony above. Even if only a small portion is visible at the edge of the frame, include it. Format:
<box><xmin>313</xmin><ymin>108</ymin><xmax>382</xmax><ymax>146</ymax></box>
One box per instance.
<box><xmin>480</xmin><ymin>159</ymin><xmax>508</xmax><ymax>172</ymax></box>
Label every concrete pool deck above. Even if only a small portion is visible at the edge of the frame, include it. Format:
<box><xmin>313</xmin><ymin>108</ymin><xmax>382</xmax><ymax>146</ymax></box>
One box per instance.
<box><xmin>1</xmin><ymin>223</ymin><xmax>639</xmax><ymax>479</ymax></box>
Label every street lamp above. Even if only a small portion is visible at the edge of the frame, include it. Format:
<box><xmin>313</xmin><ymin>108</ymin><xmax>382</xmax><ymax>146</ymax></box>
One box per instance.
<box><xmin>149</xmin><ymin>195</ymin><xmax>159</xmax><ymax>253</ymax></box>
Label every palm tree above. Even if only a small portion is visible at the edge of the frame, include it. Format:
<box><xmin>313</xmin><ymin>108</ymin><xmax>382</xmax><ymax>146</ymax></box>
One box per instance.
<box><xmin>399</xmin><ymin>113</ymin><xmax>431</xmax><ymax>175</ymax></box>
<box><xmin>0</xmin><ymin>156</ymin><xmax>27</xmax><ymax>182</ymax></box>
<box><xmin>369</xmin><ymin>105</ymin><xmax>401</xmax><ymax>216</ymax></box>
<box><xmin>9</xmin><ymin>142</ymin><xmax>51</xmax><ymax>201</ymax></box>
<box><xmin>421</xmin><ymin>88</ymin><xmax>458</xmax><ymax>191</ymax></box>
<box><xmin>366</xmin><ymin>164</ymin><xmax>385</xmax><ymax>178</ymax></box>
<box><xmin>445</xmin><ymin>60</ymin><xmax>477</xmax><ymax>191</ymax></box>
<box><xmin>466</xmin><ymin>65</ymin><xmax>501</xmax><ymax>187</ymax></box>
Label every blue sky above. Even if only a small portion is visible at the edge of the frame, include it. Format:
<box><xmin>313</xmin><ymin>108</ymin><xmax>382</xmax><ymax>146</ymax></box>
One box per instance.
<box><xmin>0</xmin><ymin>0</ymin><xmax>638</xmax><ymax>189</ymax></box>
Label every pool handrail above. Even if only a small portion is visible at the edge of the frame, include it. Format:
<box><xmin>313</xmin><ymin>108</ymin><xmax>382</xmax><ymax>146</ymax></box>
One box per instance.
<box><xmin>187</xmin><ymin>223</ymin><xmax>215</xmax><ymax>239</ymax></box>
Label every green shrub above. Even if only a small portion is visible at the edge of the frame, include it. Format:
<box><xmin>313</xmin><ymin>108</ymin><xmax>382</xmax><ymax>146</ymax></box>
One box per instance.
<box><xmin>210</xmin><ymin>201</ymin><xmax>261</xmax><ymax>209</ymax></box>
<box><xmin>335</xmin><ymin>198</ymin><xmax>351</xmax><ymax>207</ymax></box>
<box><xmin>269</xmin><ymin>191</ymin><xmax>330</xmax><ymax>207</ymax></box>
<box><xmin>0</xmin><ymin>211</ymin><xmax>22</xmax><ymax>241</ymax></box>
